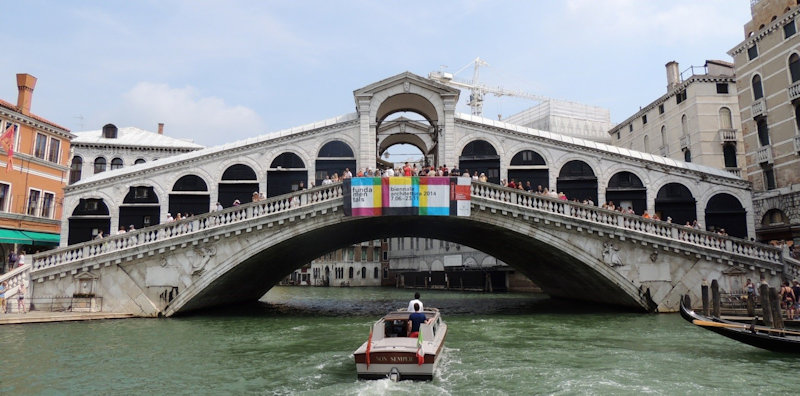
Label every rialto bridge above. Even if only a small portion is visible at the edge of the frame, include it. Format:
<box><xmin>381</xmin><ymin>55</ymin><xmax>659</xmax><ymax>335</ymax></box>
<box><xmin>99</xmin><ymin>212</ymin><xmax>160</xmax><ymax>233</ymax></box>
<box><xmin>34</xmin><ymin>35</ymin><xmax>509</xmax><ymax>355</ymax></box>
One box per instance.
<box><xmin>16</xmin><ymin>72</ymin><xmax>800</xmax><ymax>316</ymax></box>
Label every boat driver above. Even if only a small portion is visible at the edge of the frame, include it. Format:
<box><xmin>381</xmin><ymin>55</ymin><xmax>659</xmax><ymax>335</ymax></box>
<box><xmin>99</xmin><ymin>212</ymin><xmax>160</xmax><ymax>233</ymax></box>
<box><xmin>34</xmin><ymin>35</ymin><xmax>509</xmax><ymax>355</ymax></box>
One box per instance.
<box><xmin>407</xmin><ymin>302</ymin><xmax>430</xmax><ymax>338</ymax></box>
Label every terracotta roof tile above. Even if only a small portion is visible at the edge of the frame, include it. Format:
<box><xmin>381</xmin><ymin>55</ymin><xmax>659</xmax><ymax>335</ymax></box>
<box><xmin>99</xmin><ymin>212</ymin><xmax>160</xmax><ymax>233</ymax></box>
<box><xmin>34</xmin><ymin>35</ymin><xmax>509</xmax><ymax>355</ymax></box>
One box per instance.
<box><xmin>0</xmin><ymin>98</ymin><xmax>70</xmax><ymax>132</ymax></box>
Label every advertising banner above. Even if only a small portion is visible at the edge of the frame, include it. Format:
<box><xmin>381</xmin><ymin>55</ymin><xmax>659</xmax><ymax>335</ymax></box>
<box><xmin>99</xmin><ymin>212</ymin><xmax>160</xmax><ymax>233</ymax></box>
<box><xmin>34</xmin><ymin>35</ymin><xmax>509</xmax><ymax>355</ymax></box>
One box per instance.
<box><xmin>344</xmin><ymin>177</ymin><xmax>470</xmax><ymax>217</ymax></box>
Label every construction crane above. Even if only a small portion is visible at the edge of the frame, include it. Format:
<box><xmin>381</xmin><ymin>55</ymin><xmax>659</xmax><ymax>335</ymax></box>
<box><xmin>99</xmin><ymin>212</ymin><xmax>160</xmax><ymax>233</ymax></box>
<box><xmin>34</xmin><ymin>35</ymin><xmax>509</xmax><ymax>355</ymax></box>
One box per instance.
<box><xmin>428</xmin><ymin>57</ymin><xmax>552</xmax><ymax>117</ymax></box>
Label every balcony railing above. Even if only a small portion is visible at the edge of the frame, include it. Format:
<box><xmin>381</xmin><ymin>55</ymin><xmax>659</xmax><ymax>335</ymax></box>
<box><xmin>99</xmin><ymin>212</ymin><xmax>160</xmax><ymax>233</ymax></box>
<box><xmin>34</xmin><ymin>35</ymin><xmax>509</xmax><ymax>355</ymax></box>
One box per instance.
<box><xmin>751</xmin><ymin>98</ymin><xmax>766</xmax><ymax>118</ymax></box>
<box><xmin>659</xmin><ymin>144</ymin><xmax>669</xmax><ymax>157</ymax></box>
<box><xmin>725</xmin><ymin>167</ymin><xmax>742</xmax><ymax>177</ymax></box>
<box><xmin>789</xmin><ymin>81</ymin><xmax>800</xmax><ymax>102</ymax></box>
<box><xmin>756</xmin><ymin>145</ymin><xmax>773</xmax><ymax>164</ymax></box>
<box><xmin>794</xmin><ymin>135</ymin><xmax>800</xmax><ymax>153</ymax></box>
<box><xmin>719</xmin><ymin>129</ymin><xmax>738</xmax><ymax>143</ymax></box>
<box><xmin>679</xmin><ymin>135</ymin><xmax>690</xmax><ymax>149</ymax></box>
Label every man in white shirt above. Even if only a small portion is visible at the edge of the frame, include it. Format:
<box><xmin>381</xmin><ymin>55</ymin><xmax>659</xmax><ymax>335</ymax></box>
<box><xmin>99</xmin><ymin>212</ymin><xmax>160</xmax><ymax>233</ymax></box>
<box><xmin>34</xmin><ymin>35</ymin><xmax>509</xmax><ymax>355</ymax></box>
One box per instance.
<box><xmin>407</xmin><ymin>292</ymin><xmax>423</xmax><ymax>312</ymax></box>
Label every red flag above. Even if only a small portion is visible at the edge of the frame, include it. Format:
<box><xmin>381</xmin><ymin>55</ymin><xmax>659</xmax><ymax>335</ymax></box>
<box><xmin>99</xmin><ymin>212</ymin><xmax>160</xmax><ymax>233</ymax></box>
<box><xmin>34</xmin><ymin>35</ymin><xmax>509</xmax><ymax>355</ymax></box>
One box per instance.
<box><xmin>0</xmin><ymin>124</ymin><xmax>15</xmax><ymax>171</ymax></box>
<box><xmin>365</xmin><ymin>327</ymin><xmax>373</xmax><ymax>368</ymax></box>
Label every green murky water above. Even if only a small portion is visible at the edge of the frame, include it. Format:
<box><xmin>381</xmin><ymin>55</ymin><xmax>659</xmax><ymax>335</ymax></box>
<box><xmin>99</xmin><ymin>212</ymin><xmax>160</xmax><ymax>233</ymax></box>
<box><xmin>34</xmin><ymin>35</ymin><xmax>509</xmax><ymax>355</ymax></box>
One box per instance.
<box><xmin>1</xmin><ymin>286</ymin><xmax>796</xmax><ymax>395</ymax></box>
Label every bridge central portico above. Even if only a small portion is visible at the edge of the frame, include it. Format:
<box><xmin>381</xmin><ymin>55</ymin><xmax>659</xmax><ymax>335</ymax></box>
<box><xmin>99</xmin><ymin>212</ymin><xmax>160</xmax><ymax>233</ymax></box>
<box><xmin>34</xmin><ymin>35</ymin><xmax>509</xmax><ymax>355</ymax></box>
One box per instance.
<box><xmin>22</xmin><ymin>71</ymin><xmax>799</xmax><ymax>316</ymax></box>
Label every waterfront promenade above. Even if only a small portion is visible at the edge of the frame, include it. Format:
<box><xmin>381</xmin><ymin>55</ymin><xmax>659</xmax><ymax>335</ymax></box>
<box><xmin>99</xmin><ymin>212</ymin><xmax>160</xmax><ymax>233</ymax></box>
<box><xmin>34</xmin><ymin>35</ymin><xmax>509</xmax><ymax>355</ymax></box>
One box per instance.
<box><xmin>0</xmin><ymin>311</ymin><xmax>134</xmax><ymax>325</ymax></box>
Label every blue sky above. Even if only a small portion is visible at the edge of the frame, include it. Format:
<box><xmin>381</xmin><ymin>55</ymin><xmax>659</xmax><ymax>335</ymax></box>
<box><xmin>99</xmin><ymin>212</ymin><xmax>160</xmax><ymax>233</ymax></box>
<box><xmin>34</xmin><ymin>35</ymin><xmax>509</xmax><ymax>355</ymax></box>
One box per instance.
<box><xmin>0</xmin><ymin>0</ymin><xmax>752</xmax><ymax>147</ymax></box>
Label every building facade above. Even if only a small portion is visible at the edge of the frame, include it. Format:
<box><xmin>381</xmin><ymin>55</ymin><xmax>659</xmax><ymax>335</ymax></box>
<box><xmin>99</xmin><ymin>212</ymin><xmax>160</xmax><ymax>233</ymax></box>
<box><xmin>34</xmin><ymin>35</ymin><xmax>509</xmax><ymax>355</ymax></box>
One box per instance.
<box><xmin>67</xmin><ymin>123</ymin><xmax>204</xmax><ymax>238</ymax></box>
<box><xmin>69</xmin><ymin>123</ymin><xmax>204</xmax><ymax>184</ymax></box>
<box><xmin>728</xmin><ymin>0</ymin><xmax>800</xmax><ymax>243</ymax></box>
<box><xmin>608</xmin><ymin>60</ymin><xmax>745</xmax><ymax>178</ymax></box>
<box><xmin>287</xmin><ymin>239</ymin><xmax>388</xmax><ymax>287</ymax></box>
<box><xmin>386</xmin><ymin>237</ymin><xmax>538</xmax><ymax>292</ymax></box>
<box><xmin>0</xmin><ymin>74</ymin><xmax>73</xmax><ymax>271</ymax></box>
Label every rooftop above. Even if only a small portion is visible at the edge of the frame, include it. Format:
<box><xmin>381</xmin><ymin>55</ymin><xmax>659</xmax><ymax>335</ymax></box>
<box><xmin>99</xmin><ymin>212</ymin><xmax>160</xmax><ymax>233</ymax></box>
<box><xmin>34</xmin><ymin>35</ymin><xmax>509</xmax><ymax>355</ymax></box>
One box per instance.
<box><xmin>0</xmin><ymin>98</ymin><xmax>70</xmax><ymax>133</ymax></box>
<box><xmin>72</xmin><ymin>126</ymin><xmax>205</xmax><ymax>150</ymax></box>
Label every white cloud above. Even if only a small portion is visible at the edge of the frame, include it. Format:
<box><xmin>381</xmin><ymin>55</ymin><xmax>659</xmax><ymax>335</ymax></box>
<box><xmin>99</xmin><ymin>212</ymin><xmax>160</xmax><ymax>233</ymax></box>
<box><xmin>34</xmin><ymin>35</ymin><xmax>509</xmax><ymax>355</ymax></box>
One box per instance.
<box><xmin>116</xmin><ymin>82</ymin><xmax>267</xmax><ymax>146</ymax></box>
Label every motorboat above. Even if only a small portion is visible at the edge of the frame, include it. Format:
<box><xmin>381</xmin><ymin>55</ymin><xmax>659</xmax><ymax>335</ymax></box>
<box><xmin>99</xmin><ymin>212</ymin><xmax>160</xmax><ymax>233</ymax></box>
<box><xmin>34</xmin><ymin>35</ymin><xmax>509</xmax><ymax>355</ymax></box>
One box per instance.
<box><xmin>680</xmin><ymin>295</ymin><xmax>800</xmax><ymax>353</ymax></box>
<box><xmin>353</xmin><ymin>307</ymin><xmax>447</xmax><ymax>381</ymax></box>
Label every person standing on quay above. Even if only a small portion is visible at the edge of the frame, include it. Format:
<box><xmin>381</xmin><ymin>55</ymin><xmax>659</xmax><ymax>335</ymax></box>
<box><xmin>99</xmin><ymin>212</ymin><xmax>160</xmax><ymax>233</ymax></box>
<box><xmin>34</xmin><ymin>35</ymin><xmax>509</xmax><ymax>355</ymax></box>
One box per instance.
<box><xmin>17</xmin><ymin>281</ymin><xmax>26</xmax><ymax>314</ymax></box>
<box><xmin>0</xmin><ymin>281</ymin><xmax>6</xmax><ymax>314</ymax></box>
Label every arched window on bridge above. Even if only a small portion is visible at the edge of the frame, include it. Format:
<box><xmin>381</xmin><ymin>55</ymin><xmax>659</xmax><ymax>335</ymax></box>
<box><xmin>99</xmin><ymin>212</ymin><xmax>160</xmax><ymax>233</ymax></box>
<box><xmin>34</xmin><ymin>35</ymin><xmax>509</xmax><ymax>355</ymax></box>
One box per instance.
<box><xmin>459</xmin><ymin>140</ymin><xmax>500</xmax><ymax>184</ymax></box>
<box><xmin>134</xmin><ymin>158</ymin><xmax>146</xmax><ymax>165</ymax></box>
<box><xmin>655</xmin><ymin>183</ymin><xmax>696</xmax><ymax>225</ymax></box>
<box><xmin>110</xmin><ymin>157</ymin><xmax>123</xmax><ymax>171</ymax></box>
<box><xmin>219</xmin><ymin>164</ymin><xmax>259</xmax><ymax>208</ymax></box>
<box><xmin>508</xmin><ymin>150</ymin><xmax>548</xmax><ymax>191</ymax></box>
<box><xmin>169</xmin><ymin>175</ymin><xmax>210</xmax><ymax>217</ymax></box>
<box><xmin>268</xmin><ymin>152</ymin><xmax>307</xmax><ymax>198</ymax></box>
<box><xmin>556</xmin><ymin>160</ymin><xmax>597</xmax><ymax>204</ymax></box>
<box><xmin>69</xmin><ymin>156</ymin><xmax>82</xmax><ymax>184</ymax></box>
<box><xmin>705</xmin><ymin>193</ymin><xmax>747</xmax><ymax>238</ymax></box>
<box><xmin>315</xmin><ymin>140</ymin><xmax>355</xmax><ymax>186</ymax></box>
<box><xmin>605</xmin><ymin>171</ymin><xmax>646</xmax><ymax>215</ymax></box>
<box><xmin>68</xmin><ymin>198</ymin><xmax>110</xmax><ymax>245</ymax></box>
<box><xmin>120</xmin><ymin>186</ymin><xmax>160</xmax><ymax>231</ymax></box>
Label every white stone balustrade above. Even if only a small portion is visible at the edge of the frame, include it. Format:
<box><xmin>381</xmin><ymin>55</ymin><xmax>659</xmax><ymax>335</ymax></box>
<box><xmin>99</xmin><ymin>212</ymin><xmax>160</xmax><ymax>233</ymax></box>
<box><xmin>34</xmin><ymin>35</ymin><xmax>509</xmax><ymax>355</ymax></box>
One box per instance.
<box><xmin>679</xmin><ymin>135</ymin><xmax>690</xmax><ymax>150</ymax></box>
<box><xmin>751</xmin><ymin>98</ymin><xmax>766</xmax><ymax>118</ymax></box>
<box><xmin>718</xmin><ymin>129</ymin><xmax>737</xmax><ymax>143</ymax></box>
<box><xmin>31</xmin><ymin>184</ymin><xmax>344</xmax><ymax>273</ymax></box>
<box><xmin>756</xmin><ymin>145</ymin><xmax>773</xmax><ymax>164</ymax></box>
<box><xmin>0</xmin><ymin>264</ymin><xmax>30</xmax><ymax>300</ymax></box>
<box><xmin>789</xmin><ymin>81</ymin><xmax>800</xmax><ymax>102</ymax></box>
<box><xmin>725</xmin><ymin>168</ymin><xmax>742</xmax><ymax>177</ymax></box>
<box><xmin>470</xmin><ymin>182</ymin><xmax>784</xmax><ymax>267</ymax></box>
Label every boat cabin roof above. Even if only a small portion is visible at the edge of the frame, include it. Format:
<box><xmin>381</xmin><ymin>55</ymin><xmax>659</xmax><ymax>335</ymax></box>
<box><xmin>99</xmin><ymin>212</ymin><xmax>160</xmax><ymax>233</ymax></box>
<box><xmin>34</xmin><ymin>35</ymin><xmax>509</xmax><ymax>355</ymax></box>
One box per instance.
<box><xmin>382</xmin><ymin>309</ymin><xmax>439</xmax><ymax>322</ymax></box>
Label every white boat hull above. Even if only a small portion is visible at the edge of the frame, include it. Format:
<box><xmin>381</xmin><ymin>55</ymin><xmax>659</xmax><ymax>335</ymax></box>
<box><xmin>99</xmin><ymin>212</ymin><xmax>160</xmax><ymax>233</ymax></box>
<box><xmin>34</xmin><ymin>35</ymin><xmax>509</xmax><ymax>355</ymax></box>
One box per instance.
<box><xmin>353</xmin><ymin>308</ymin><xmax>447</xmax><ymax>381</ymax></box>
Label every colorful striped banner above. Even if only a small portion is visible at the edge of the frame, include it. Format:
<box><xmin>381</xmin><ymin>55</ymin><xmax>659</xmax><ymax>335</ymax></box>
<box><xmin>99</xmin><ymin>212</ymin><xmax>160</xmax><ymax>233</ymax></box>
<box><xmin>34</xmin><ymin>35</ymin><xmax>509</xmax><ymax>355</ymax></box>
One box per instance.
<box><xmin>343</xmin><ymin>177</ymin><xmax>470</xmax><ymax>217</ymax></box>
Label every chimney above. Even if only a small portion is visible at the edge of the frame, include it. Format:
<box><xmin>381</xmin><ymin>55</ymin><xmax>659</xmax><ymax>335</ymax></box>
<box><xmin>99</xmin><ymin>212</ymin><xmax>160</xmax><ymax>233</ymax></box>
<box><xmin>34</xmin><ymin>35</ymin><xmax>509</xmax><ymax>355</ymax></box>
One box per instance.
<box><xmin>665</xmin><ymin>61</ymin><xmax>680</xmax><ymax>92</ymax></box>
<box><xmin>158</xmin><ymin>123</ymin><xmax>164</xmax><ymax>135</ymax></box>
<box><xmin>16</xmin><ymin>73</ymin><xmax>37</xmax><ymax>115</ymax></box>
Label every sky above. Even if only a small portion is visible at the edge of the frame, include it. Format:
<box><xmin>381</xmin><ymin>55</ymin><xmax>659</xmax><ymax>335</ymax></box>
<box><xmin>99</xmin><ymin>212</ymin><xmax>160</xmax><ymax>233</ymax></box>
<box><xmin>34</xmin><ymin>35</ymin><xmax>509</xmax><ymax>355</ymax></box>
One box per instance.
<box><xmin>0</xmin><ymin>0</ymin><xmax>753</xmax><ymax>148</ymax></box>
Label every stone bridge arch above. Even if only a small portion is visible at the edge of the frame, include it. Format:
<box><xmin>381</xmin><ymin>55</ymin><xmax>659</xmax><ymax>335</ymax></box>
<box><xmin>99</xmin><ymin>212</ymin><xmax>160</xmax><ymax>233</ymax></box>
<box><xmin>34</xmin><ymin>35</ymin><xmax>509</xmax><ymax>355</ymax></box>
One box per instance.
<box><xmin>166</xmin><ymin>211</ymin><xmax>651</xmax><ymax>316</ymax></box>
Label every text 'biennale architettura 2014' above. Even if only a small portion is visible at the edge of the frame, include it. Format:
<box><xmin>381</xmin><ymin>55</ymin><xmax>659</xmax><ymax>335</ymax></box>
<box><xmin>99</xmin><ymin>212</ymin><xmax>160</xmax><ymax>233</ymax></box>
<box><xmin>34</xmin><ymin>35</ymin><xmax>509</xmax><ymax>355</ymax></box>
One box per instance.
<box><xmin>343</xmin><ymin>177</ymin><xmax>471</xmax><ymax>217</ymax></box>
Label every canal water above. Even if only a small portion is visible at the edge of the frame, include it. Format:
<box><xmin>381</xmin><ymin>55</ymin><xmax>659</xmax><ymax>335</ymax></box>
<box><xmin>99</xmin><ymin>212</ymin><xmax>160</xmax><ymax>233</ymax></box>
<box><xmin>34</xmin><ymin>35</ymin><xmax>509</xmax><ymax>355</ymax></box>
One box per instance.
<box><xmin>1</xmin><ymin>286</ymin><xmax>797</xmax><ymax>394</ymax></box>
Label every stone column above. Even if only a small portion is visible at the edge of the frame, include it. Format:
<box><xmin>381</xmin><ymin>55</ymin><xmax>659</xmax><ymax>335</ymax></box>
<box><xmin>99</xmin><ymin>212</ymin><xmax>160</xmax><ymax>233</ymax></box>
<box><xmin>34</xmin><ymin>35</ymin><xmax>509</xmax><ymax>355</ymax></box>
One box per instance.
<box><xmin>356</xmin><ymin>97</ymin><xmax>375</xmax><ymax>170</ymax></box>
<box><xmin>441</xmin><ymin>95</ymin><xmax>458</xmax><ymax>166</ymax></box>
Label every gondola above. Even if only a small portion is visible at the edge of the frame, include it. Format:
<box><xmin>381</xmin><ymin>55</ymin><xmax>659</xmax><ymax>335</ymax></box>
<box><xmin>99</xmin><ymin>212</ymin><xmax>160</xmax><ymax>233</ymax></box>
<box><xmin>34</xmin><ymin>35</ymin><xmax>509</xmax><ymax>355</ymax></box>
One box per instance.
<box><xmin>680</xmin><ymin>295</ymin><xmax>800</xmax><ymax>353</ymax></box>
